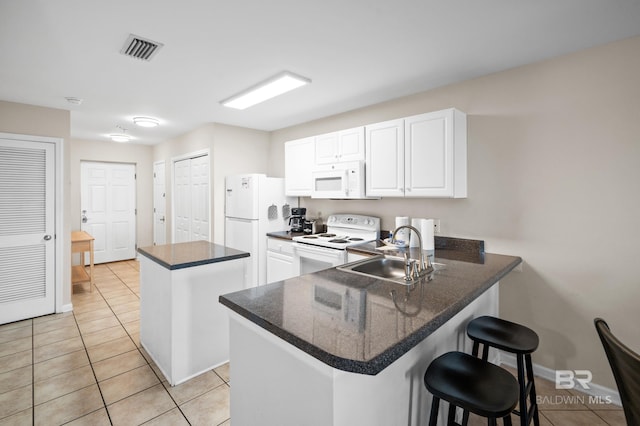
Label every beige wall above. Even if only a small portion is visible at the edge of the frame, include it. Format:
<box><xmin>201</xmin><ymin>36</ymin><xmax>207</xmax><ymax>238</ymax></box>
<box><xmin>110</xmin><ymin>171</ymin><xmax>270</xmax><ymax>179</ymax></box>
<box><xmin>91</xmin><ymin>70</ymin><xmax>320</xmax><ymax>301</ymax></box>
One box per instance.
<box><xmin>270</xmin><ymin>35</ymin><xmax>640</xmax><ymax>389</ymax></box>
<box><xmin>70</xmin><ymin>139</ymin><xmax>154</xmax><ymax>249</ymax></box>
<box><xmin>153</xmin><ymin>123</ymin><xmax>270</xmax><ymax>245</ymax></box>
<box><xmin>0</xmin><ymin>100</ymin><xmax>72</xmax><ymax>308</ymax></box>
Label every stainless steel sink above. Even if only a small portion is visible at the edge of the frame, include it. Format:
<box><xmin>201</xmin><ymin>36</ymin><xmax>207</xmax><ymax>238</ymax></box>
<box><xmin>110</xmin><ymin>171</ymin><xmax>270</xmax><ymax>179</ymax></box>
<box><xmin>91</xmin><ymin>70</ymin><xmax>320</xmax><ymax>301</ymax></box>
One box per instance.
<box><xmin>338</xmin><ymin>255</ymin><xmax>443</xmax><ymax>285</ymax></box>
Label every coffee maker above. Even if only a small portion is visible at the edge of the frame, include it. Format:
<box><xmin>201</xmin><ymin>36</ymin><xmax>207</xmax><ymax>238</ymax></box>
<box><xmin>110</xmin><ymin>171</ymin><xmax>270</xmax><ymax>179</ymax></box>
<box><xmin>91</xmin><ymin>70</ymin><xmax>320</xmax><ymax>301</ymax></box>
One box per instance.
<box><xmin>289</xmin><ymin>207</ymin><xmax>306</xmax><ymax>232</ymax></box>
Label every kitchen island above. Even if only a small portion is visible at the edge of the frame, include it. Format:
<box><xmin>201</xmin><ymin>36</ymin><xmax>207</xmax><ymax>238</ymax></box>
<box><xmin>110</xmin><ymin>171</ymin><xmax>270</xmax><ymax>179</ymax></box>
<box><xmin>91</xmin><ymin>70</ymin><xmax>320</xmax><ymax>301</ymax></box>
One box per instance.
<box><xmin>138</xmin><ymin>241</ymin><xmax>249</xmax><ymax>386</ymax></box>
<box><xmin>220</xmin><ymin>244</ymin><xmax>521</xmax><ymax>426</ymax></box>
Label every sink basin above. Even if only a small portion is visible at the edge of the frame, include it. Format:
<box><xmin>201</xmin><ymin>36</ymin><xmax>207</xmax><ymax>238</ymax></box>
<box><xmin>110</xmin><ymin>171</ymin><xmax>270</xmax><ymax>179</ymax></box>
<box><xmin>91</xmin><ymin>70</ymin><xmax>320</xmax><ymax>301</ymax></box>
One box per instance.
<box><xmin>338</xmin><ymin>256</ymin><xmax>441</xmax><ymax>285</ymax></box>
<box><xmin>351</xmin><ymin>257</ymin><xmax>409</xmax><ymax>280</ymax></box>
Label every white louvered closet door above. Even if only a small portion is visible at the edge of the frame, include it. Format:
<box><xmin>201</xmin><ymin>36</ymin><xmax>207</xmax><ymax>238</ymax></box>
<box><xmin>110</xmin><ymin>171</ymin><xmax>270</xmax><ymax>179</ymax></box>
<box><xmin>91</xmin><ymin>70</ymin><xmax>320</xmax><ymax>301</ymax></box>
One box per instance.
<box><xmin>172</xmin><ymin>155</ymin><xmax>209</xmax><ymax>243</ymax></box>
<box><xmin>0</xmin><ymin>137</ymin><xmax>55</xmax><ymax>324</ymax></box>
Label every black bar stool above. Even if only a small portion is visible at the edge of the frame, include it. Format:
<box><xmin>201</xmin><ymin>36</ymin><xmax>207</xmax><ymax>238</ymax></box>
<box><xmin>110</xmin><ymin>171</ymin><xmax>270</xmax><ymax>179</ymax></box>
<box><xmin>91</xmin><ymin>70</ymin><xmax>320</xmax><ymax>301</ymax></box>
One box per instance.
<box><xmin>424</xmin><ymin>351</ymin><xmax>519</xmax><ymax>426</ymax></box>
<box><xmin>466</xmin><ymin>316</ymin><xmax>540</xmax><ymax>426</ymax></box>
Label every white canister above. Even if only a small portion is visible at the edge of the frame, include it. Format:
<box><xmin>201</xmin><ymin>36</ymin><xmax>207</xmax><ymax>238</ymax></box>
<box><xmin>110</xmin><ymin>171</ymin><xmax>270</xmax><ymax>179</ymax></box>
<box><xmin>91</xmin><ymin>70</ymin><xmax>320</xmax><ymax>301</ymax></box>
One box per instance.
<box><xmin>421</xmin><ymin>219</ymin><xmax>435</xmax><ymax>251</ymax></box>
<box><xmin>409</xmin><ymin>218</ymin><xmax>422</xmax><ymax>248</ymax></box>
<box><xmin>394</xmin><ymin>216</ymin><xmax>410</xmax><ymax>246</ymax></box>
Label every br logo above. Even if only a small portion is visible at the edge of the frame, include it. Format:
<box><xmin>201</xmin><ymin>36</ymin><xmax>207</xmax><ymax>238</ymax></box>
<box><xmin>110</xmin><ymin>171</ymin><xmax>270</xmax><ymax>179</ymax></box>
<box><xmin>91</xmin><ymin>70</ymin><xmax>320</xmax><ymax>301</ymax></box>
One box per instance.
<box><xmin>555</xmin><ymin>370</ymin><xmax>592</xmax><ymax>390</ymax></box>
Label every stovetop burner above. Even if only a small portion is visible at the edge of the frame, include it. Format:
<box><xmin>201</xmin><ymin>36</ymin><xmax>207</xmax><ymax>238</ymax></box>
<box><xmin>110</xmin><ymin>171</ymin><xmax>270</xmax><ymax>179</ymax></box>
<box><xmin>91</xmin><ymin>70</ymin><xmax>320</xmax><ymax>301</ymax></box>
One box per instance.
<box><xmin>291</xmin><ymin>214</ymin><xmax>380</xmax><ymax>250</ymax></box>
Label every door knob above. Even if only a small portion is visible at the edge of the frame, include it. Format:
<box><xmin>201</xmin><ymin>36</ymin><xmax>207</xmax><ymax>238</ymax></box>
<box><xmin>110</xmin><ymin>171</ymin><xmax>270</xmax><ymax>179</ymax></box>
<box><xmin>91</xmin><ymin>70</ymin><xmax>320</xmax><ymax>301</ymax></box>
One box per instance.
<box><xmin>82</xmin><ymin>214</ymin><xmax>88</xmax><ymax>223</ymax></box>
<box><xmin>43</xmin><ymin>235</ymin><xmax>52</xmax><ymax>241</ymax></box>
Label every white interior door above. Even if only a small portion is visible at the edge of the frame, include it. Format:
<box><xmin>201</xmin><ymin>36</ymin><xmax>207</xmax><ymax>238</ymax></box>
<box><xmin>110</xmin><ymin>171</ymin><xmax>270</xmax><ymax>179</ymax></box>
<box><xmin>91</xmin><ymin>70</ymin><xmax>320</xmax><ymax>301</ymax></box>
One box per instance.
<box><xmin>190</xmin><ymin>155</ymin><xmax>209</xmax><ymax>241</ymax></box>
<box><xmin>174</xmin><ymin>158</ymin><xmax>192</xmax><ymax>243</ymax></box>
<box><xmin>173</xmin><ymin>154</ymin><xmax>209</xmax><ymax>243</ymax></box>
<box><xmin>81</xmin><ymin>162</ymin><xmax>136</xmax><ymax>263</ymax></box>
<box><xmin>153</xmin><ymin>161</ymin><xmax>166</xmax><ymax>245</ymax></box>
<box><xmin>0</xmin><ymin>137</ymin><xmax>55</xmax><ymax>324</ymax></box>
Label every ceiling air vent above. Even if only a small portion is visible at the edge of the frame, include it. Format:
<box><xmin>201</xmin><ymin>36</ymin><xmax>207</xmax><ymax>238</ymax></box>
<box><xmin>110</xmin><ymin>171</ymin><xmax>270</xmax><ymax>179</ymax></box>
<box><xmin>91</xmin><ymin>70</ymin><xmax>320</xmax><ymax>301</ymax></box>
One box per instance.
<box><xmin>120</xmin><ymin>34</ymin><xmax>164</xmax><ymax>61</ymax></box>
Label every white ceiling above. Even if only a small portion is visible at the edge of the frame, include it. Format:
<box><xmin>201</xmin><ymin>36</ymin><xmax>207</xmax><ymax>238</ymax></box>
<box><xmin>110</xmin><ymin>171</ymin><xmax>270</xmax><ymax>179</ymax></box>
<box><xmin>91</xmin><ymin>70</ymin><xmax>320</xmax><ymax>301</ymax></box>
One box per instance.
<box><xmin>2</xmin><ymin>0</ymin><xmax>640</xmax><ymax>145</ymax></box>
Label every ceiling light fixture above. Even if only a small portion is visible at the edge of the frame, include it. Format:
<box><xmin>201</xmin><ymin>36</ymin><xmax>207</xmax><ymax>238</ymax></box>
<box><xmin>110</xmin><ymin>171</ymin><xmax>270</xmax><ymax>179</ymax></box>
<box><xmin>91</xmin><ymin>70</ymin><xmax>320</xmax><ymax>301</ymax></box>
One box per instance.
<box><xmin>221</xmin><ymin>71</ymin><xmax>311</xmax><ymax>110</ymax></box>
<box><xmin>133</xmin><ymin>116</ymin><xmax>160</xmax><ymax>127</ymax></box>
<box><xmin>110</xmin><ymin>125</ymin><xmax>131</xmax><ymax>143</ymax></box>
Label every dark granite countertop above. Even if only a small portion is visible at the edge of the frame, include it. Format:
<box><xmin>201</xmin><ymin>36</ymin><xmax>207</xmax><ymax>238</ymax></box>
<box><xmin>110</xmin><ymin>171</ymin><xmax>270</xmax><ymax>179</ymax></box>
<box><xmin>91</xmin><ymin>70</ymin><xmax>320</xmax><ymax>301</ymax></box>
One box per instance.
<box><xmin>219</xmin><ymin>251</ymin><xmax>521</xmax><ymax>375</ymax></box>
<box><xmin>138</xmin><ymin>241</ymin><xmax>249</xmax><ymax>270</ymax></box>
<box><xmin>266</xmin><ymin>230</ymin><xmax>306</xmax><ymax>240</ymax></box>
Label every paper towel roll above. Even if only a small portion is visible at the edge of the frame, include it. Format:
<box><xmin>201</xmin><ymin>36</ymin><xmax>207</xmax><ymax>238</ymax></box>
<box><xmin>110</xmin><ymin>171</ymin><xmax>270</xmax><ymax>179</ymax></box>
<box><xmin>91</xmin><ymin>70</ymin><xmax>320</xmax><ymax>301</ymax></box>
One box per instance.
<box><xmin>394</xmin><ymin>216</ymin><xmax>410</xmax><ymax>246</ymax></box>
<box><xmin>421</xmin><ymin>219</ymin><xmax>435</xmax><ymax>250</ymax></box>
<box><xmin>409</xmin><ymin>218</ymin><xmax>422</xmax><ymax>248</ymax></box>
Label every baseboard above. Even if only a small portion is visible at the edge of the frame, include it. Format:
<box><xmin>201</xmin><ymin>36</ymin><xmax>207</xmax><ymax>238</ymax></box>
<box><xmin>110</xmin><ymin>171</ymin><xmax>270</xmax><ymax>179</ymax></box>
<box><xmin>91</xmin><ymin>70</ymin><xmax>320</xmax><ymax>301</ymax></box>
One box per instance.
<box><xmin>60</xmin><ymin>303</ymin><xmax>73</xmax><ymax>313</ymax></box>
<box><xmin>499</xmin><ymin>352</ymin><xmax>621</xmax><ymax>407</ymax></box>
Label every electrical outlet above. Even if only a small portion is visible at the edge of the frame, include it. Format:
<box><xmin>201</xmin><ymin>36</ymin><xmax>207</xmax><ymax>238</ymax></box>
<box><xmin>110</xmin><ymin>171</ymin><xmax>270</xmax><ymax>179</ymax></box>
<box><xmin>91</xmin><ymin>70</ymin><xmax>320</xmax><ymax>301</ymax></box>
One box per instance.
<box><xmin>433</xmin><ymin>219</ymin><xmax>441</xmax><ymax>234</ymax></box>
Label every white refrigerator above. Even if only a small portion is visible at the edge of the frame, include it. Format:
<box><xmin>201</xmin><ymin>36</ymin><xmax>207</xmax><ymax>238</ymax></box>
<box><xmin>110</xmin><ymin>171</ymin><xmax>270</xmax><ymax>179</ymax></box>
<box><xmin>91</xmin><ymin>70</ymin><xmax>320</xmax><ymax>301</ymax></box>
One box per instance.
<box><xmin>225</xmin><ymin>174</ymin><xmax>295</xmax><ymax>287</ymax></box>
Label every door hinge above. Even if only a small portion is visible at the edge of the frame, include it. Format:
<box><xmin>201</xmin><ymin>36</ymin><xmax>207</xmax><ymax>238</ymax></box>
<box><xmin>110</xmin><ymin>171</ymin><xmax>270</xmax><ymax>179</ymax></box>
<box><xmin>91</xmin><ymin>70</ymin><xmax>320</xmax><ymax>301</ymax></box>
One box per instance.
<box><xmin>135</xmin><ymin>173</ymin><xmax>137</xmax><ymax>179</ymax></box>
<box><xmin>153</xmin><ymin>172</ymin><xmax>156</xmax><ymax>178</ymax></box>
<box><xmin>154</xmin><ymin>207</ymin><xmax>156</xmax><ymax>213</ymax></box>
<box><xmin>135</xmin><ymin>209</ymin><xmax>137</xmax><ymax>215</ymax></box>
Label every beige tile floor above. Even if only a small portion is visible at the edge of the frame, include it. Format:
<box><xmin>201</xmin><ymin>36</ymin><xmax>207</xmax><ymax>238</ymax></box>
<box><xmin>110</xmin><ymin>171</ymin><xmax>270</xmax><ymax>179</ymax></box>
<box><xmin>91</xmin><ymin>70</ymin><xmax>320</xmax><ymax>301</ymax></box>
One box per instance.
<box><xmin>0</xmin><ymin>260</ymin><xmax>230</xmax><ymax>426</ymax></box>
<box><xmin>0</xmin><ymin>260</ymin><xmax>628</xmax><ymax>425</ymax></box>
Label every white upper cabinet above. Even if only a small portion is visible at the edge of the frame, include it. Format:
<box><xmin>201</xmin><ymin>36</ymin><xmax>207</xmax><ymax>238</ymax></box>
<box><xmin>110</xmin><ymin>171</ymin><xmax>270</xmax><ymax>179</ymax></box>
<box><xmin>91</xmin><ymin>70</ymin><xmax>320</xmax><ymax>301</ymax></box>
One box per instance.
<box><xmin>405</xmin><ymin>109</ymin><xmax>466</xmax><ymax>197</ymax></box>
<box><xmin>366</xmin><ymin>108</ymin><xmax>467</xmax><ymax>198</ymax></box>
<box><xmin>365</xmin><ymin>119</ymin><xmax>405</xmax><ymax>197</ymax></box>
<box><xmin>315</xmin><ymin>126</ymin><xmax>365</xmax><ymax>165</ymax></box>
<box><xmin>285</xmin><ymin>108</ymin><xmax>466</xmax><ymax>199</ymax></box>
<box><xmin>285</xmin><ymin>137</ymin><xmax>315</xmax><ymax>196</ymax></box>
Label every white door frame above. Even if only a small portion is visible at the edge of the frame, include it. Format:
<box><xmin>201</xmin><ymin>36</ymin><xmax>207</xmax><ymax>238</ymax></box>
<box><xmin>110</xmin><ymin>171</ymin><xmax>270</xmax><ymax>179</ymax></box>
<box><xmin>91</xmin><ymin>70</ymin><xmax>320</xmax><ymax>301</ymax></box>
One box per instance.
<box><xmin>170</xmin><ymin>149</ymin><xmax>210</xmax><ymax>243</ymax></box>
<box><xmin>0</xmin><ymin>132</ymin><xmax>66</xmax><ymax>314</ymax></box>
<box><xmin>153</xmin><ymin>161</ymin><xmax>166</xmax><ymax>245</ymax></box>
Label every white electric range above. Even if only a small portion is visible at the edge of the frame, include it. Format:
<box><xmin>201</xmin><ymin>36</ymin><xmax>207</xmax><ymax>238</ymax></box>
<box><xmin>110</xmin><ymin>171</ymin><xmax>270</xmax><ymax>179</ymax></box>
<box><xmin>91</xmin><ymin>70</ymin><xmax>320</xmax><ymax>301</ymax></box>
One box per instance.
<box><xmin>292</xmin><ymin>214</ymin><xmax>380</xmax><ymax>275</ymax></box>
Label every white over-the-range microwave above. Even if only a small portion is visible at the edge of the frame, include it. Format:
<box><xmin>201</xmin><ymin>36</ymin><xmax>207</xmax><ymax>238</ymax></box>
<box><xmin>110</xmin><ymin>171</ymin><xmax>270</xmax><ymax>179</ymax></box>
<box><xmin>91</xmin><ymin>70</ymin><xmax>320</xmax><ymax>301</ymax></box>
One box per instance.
<box><xmin>311</xmin><ymin>161</ymin><xmax>376</xmax><ymax>199</ymax></box>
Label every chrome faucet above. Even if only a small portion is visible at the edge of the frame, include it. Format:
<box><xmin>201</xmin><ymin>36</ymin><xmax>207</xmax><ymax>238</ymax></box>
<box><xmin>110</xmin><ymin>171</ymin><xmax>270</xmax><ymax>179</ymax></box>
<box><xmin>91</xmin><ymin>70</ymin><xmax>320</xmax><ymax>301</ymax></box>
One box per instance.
<box><xmin>391</xmin><ymin>225</ymin><xmax>432</xmax><ymax>281</ymax></box>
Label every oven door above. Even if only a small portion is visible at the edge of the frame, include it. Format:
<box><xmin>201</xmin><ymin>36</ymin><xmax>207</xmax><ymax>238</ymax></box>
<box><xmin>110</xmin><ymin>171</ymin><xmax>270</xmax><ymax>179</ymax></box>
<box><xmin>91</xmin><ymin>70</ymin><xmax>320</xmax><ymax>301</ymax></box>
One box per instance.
<box><xmin>293</xmin><ymin>242</ymin><xmax>347</xmax><ymax>276</ymax></box>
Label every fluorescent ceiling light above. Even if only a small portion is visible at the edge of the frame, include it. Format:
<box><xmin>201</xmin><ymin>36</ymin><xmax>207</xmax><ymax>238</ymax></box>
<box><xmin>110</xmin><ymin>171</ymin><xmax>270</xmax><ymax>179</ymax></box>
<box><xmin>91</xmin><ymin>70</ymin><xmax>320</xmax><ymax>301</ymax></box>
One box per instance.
<box><xmin>110</xmin><ymin>133</ymin><xmax>131</xmax><ymax>143</ymax></box>
<box><xmin>221</xmin><ymin>71</ymin><xmax>311</xmax><ymax>110</ymax></box>
<box><xmin>133</xmin><ymin>116</ymin><xmax>160</xmax><ymax>127</ymax></box>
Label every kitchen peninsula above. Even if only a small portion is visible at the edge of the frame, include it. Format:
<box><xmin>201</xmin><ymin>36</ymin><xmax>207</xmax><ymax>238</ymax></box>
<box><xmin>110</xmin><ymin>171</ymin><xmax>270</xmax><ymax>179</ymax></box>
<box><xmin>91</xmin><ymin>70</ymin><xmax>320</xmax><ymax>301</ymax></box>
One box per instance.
<box><xmin>220</xmin><ymin>244</ymin><xmax>521</xmax><ymax>426</ymax></box>
<box><xmin>138</xmin><ymin>240</ymin><xmax>249</xmax><ymax>386</ymax></box>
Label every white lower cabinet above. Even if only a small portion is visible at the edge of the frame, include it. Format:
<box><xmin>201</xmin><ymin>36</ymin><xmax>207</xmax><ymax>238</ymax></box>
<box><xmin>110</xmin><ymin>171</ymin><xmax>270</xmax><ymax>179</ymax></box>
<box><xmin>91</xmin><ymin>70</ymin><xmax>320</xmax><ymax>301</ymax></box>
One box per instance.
<box><xmin>266</xmin><ymin>238</ymin><xmax>296</xmax><ymax>283</ymax></box>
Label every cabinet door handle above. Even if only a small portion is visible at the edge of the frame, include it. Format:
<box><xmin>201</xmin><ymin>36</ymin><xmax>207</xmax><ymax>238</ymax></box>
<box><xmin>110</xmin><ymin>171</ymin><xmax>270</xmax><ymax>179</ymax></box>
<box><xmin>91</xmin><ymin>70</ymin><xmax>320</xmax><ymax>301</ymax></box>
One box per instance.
<box><xmin>44</xmin><ymin>235</ymin><xmax>52</xmax><ymax>241</ymax></box>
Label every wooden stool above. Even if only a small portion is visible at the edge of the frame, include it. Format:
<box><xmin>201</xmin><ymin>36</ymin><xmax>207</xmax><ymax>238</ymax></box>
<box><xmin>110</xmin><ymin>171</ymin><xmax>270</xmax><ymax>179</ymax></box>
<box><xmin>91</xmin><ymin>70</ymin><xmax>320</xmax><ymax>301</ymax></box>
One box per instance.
<box><xmin>466</xmin><ymin>316</ymin><xmax>540</xmax><ymax>426</ymax></box>
<box><xmin>424</xmin><ymin>351</ymin><xmax>518</xmax><ymax>426</ymax></box>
